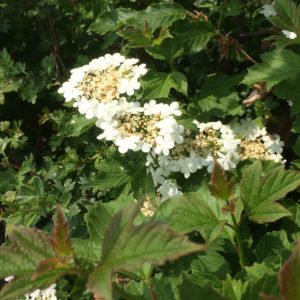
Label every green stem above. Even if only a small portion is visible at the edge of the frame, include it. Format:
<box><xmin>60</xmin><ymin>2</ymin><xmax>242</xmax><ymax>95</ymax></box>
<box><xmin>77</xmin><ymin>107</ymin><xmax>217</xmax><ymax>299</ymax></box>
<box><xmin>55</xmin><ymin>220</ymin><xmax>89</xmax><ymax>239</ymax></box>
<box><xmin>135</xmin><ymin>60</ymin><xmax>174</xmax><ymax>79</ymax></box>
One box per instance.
<box><xmin>149</xmin><ymin>152</ymin><xmax>159</xmax><ymax>169</ymax></box>
<box><xmin>231</xmin><ymin>214</ymin><xmax>246</xmax><ymax>268</ymax></box>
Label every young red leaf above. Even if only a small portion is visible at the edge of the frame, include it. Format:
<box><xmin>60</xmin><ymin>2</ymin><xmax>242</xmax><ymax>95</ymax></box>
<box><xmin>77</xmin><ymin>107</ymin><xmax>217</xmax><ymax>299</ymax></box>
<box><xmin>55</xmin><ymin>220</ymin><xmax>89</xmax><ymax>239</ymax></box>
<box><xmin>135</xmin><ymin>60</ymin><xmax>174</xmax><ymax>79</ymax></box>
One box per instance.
<box><xmin>50</xmin><ymin>206</ymin><xmax>73</xmax><ymax>259</ymax></box>
<box><xmin>209</xmin><ymin>159</ymin><xmax>235</xmax><ymax>202</ymax></box>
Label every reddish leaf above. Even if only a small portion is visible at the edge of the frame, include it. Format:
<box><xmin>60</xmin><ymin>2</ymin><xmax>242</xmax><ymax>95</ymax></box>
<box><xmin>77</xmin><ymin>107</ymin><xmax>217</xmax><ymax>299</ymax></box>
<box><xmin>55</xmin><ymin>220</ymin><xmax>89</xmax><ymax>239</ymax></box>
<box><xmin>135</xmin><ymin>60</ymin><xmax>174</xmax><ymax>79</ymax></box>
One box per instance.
<box><xmin>51</xmin><ymin>206</ymin><xmax>73</xmax><ymax>259</ymax></box>
<box><xmin>279</xmin><ymin>240</ymin><xmax>300</xmax><ymax>300</ymax></box>
<box><xmin>209</xmin><ymin>159</ymin><xmax>235</xmax><ymax>202</ymax></box>
<box><xmin>35</xmin><ymin>258</ymin><xmax>65</xmax><ymax>274</ymax></box>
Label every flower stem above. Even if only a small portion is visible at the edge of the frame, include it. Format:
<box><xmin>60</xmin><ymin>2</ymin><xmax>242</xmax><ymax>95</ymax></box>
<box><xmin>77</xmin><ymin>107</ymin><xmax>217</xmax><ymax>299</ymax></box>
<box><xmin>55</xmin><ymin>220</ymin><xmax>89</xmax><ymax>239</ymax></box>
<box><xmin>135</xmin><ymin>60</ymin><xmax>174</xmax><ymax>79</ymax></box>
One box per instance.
<box><xmin>231</xmin><ymin>214</ymin><xmax>246</xmax><ymax>268</ymax></box>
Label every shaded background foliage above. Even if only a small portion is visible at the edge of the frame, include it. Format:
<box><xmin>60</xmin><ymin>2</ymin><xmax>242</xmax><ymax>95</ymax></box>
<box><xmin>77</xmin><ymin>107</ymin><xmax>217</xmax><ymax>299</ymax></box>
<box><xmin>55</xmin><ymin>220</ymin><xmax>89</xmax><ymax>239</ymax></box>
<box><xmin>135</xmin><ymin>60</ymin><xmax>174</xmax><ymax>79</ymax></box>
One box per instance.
<box><xmin>1</xmin><ymin>0</ymin><xmax>300</xmax><ymax>299</ymax></box>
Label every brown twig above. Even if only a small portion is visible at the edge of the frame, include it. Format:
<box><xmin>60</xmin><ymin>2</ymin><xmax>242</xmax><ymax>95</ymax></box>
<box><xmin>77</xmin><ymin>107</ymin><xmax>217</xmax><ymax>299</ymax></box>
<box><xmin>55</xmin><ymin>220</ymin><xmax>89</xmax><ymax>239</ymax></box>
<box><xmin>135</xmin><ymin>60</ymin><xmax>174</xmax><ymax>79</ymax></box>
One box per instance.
<box><xmin>242</xmin><ymin>83</ymin><xmax>269</xmax><ymax>107</ymax></box>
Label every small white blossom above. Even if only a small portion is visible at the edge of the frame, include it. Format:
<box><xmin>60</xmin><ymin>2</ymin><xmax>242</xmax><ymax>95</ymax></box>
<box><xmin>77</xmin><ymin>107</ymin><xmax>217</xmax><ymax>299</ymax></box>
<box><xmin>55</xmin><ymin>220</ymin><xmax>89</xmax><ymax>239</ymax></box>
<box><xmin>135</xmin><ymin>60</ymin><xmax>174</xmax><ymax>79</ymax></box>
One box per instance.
<box><xmin>157</xmin><ymin>180</ymin><xmax>183</xmax><ymax>202</ymax></box>
<box><xmin>260</xmin><ymin>3</ymin><xmax>277</xmax><ymax>17</ymax></box>
<box><xmin>282</xmin><ymin>30</ymin><xmax>297</xmax><ymax>39</ymax></box>
<box><xmin>193</xmin><ymin>121</ymin><xmax>241</xmax><ymax>172</ymax></box>
<box><xmin>4</xmin><ymin>276</ymin><xmax>14</xmax><ymax>282</ymax></box>
<box><xmin>25</xmin><ymin>284</ymin><xmax>57</xmax><ymax>300</ymax></box>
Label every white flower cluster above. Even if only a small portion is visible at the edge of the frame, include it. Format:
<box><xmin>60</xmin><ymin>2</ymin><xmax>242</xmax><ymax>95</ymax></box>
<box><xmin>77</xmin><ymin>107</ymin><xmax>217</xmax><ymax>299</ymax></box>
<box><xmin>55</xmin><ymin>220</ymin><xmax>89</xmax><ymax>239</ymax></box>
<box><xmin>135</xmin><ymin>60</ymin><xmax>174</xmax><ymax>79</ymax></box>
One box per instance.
<box><xmin>58</xmin><ymin>53</ymin><xmax>147</xmax><ymax>121</ymax></box>
<box><xmin>147</xmin><ymin>121</ymin><xmax>240</xmax><ymax>182</ymax></box>
<box><xmin>147</xmin><ymin>119</ymin><xmax>285</xmax><ymax>201</ymax></box>
<box><xmin>259</xmin><ymin>3</ymin><xmax>297</xmax><ymax>39</ymax></box>
<box><xmin>58</xmin><ymin>54</ymin><xmax>286</xmax><ymax>203</ymax></box>
<box><xmin>25</xmin><ymin>284</ymin><xmax>57</xmax><ymax>300</ymax></box>
<box><xmin>96</xmin><ymin>99</ymin><xmax>184</xmax><ymax>155</ymax></box>
<box><xmin>231</xmin><ymin>119</ymin><xmax>284</xmax><ymax>163</ymax></box>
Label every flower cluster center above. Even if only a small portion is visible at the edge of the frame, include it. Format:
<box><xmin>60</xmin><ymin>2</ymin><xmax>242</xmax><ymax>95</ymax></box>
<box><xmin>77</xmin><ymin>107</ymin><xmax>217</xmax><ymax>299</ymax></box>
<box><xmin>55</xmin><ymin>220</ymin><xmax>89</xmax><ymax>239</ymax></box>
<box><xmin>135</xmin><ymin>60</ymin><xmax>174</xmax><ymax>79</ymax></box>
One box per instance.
<box><xmin>77</xmin><ymin>66</ymin><xmax>133</xmax><ymax>103</ymax></box>
<box><xmin>240</xmin><ymin>140</ymin><xmax>271</xmax><ymax>160</ymax></box>
<box><xmin>117</xmin><ymin>113</ymin><xmax>162</xmax><ymax>145</ymax></box>
<box><xmin>193</xmin><ymin>128</ymin><xmax>222</xmax><ymax>155</ymax></box>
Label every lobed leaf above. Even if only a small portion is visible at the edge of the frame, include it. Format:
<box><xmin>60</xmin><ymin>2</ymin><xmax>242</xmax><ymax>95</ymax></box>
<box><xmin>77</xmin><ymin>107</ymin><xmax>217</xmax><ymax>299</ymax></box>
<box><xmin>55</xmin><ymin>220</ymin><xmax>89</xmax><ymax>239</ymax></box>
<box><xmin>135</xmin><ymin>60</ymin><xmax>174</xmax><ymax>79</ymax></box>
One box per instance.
<box><xmin>87</xmin><ymin>202</ymin><xmax>205</xmax><ymax>300</ymax></box>
<box><xmin>242</xmin><ymin>50</ymin><xmax>300</xmax><ymax>89</ymax></box>
<box><xmin>240</xmin><ymin>161</ymin><xmax>300</xmax><ymax>223</ymax></box>
<box><xmin>142</xmin><ymin>71</ymin><xmax>188</xmax><ymax>99</ymax></box>
<box><xmin>170</xmin><ymin>191</ymin><xmax>226</xmax><ymax>245</ymax></box>
<box><xmin>126</xmin><ymin>3</ymin><xmax>186</xmax><ymax>33</ymax></box>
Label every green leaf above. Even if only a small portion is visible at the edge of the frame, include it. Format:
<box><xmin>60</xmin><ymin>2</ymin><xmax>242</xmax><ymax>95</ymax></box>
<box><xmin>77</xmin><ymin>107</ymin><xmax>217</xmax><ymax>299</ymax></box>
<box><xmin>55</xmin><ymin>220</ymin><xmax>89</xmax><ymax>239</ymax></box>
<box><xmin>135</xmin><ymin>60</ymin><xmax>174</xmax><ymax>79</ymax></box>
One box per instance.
<box><xmin>87</xmin><ymin>202</ymin><xmax>205</xmax><ymax>300</ymax></box>
<box><xmin>170</xmin><ymin>185</ymin><xmax>226</xmax><ymax>244</ymax></box>
<box><xmin>117</xmin><ymin>27</ymin><xmax>152</xmax><ymax>48</ymax></box>
<box><xmin>197</xmin><ymin>73</ymin><xmax>243</xmax><ymax>117</ymax></box>
<box><xmin>146</xmin><ymin>38</ymin><xmax>184</xmax><ymax>61</ymax></box>
<box><xmin>191</xmin><ymin>246</ymin><xmax>231</xmax><ymax>278</ymax></box>
<box><xmin>68</xmin><ymin>115</ymin><xmax>95</xmax><ymax>137</ymax></box>
<box><xmin>71</xmin><ymin>239</ymin><xmax>101</xmax><ymax>262</ymax></box>
<box><xmin>174</xmin><ymin>21</ymin><xmax>215</xmax><ymax>55</ymax></box>
<box><xmin>31</xmin><ymin>176</ymin><xmax>44</xmax><ymax>197</ymax></box>
<box><xmin>241</xmin><ymin>275</ymin><xmax>279</xmax><ymax>300</ymax></box>
<box><xmin>126</xmin><ymin>3</ymin><xmax>186</xmax><ymax>33</ymax></box>
<box><xmin>0</xmin><ymin>227</ymin><xmax>54</xmax><ymax>279</ymax></box>
<box><xmin>242</xmin><ymin>50</ymin><xmax>300</xmax><ymax>89</ymax></box>
<box><xmin>85</xmin><ymin>202</ymin><xmax>113</xmax><ymax>247</ymax></box>
<box><xmin>142</xmin><ymin>71</ymin><xmax>188</xmax><ymax>99</ymax></box>
<box><xmin>273</xmin><ymin>74</ymin><xmax>300</xmax><ymax>114</ymax></box>
<box><xmin>240</xmin><ymin>161</ymin><xmax>300</xmax><ymax>223</ymax></box>
<box><xmin>222</xmin><ymin>275</ymin><xmax>246</xmax><ymax>300</ymax></box>
<box><xmin>279</xmin><ymin>240</ymin><xmax>300</xmax><ymax>300</ymax></box>
<box><xmin>268</xmin><ymin>0</ymin><xmax>300</xmax><ymax>32</ymax></box>
<box><xmin>180</xmin><ymin>275</ymin><xmax>225</xmax><ymax>300</ymax></box>
<box><xmin>255</xmin><ymin>231</ymin><xmax>292</xmax><ymax>263</ymax></box>
<box><xmin>93</xmin><ymin>159</ymin><xmax>131</xmax><ymax>191</ymax></box>
<box><xmin>89</xmin><ymin>8</ymin><xmax>136</xmax><ymax>35</ymax></box>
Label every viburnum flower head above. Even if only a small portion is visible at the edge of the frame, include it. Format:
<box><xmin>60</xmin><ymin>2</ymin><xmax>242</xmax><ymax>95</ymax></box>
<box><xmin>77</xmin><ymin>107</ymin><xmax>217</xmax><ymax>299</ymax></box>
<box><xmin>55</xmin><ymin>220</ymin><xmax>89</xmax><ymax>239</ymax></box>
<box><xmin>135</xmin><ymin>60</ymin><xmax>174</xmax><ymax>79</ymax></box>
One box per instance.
<box><xmin>193</xmin><ymin>121</ymin><xmax>241</xmax><ymax>172</ymax></box>
<box><xmin>231</xmin><ymin>118</ymin><xmax>285</xmax><ymax>163</ymax></box>
<box><xmin>147</xmin><ymin>121</ymin><xmax>241</xmax><ymax>182</ymax></box>
<box><xmin>58</xmin><ymin>53</ymin><xmax>147</xmax><ymax>119</ymax></box>
<box><xmin>96</xmin><ymin>99</ymin><xmax>184</xmax><ymax>155</ymax></box>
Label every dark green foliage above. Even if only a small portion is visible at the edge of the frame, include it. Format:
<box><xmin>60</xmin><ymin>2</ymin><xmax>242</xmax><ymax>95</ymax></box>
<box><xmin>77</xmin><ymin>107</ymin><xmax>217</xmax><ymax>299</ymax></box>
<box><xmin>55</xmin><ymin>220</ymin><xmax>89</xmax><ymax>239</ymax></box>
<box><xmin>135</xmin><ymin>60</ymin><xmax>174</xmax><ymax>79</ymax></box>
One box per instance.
<box><xmin>1</xmin><ymin>0</ymin><xmax>300</xmax><ymax>299</ymax></box>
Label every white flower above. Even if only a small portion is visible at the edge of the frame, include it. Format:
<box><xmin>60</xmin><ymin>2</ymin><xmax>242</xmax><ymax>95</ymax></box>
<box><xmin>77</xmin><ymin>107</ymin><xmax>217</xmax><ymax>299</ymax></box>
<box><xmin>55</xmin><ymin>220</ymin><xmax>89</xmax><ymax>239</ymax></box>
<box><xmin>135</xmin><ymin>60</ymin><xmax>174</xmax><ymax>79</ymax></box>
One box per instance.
<box><xmin>282</xmin><ymin>30</ymin><xmax>297</xmax><ymax>39</ymax></box>
<box><xmin>157</xmin><ymin>180</ymin><xmax>183</xmax><ymax>202</ymax></box>
<box><xmin>217</xmin><ymin>152</ymin><xmax>237</xmax><ymax>171</ymax></box>
<box><xmin>194</xmin><ymin>121</ymin><xmax>241</xmax><ymax>172</ymax></box>
<box><xmin>260</xmin><ymin>3</ymin><xmax>277</xmax><ymax>17</ymax></box>
<box><xmin>25</xmin><ymin>284</ymin><xmax>57</xmax><ymax>300</ymax></box>
<box><xmin>262</xmin><ymin>134</ymin><xmax>284</xmax><ymax>154</ymax></box>
<box><xmin>4</xmin><ymin>276</ymin><xmax>14</xmax><ymax>282</ymax></box>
